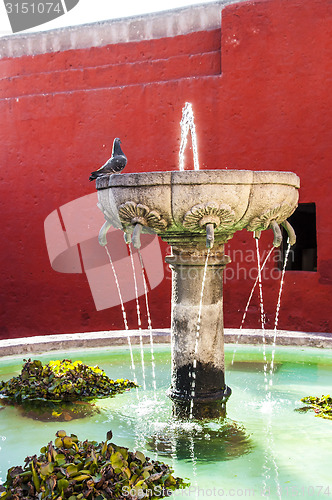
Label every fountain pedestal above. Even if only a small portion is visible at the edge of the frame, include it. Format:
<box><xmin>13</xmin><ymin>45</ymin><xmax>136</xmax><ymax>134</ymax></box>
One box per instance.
<box><xmin>164</xmin><ymin>240</ymin><xmax>231</xmax><ymax>418</ymax></box>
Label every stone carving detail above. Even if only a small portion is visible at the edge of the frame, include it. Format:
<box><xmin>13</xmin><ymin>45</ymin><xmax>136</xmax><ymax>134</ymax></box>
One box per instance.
<box><xmin>247</xmin><ymin>204</ymin><xmax>296</xmax><ymax>231</ymax></box>
<box><xmin>117</xmin><ymin>201</ymin><xmax>168</xmax><ymax>232</ymax></box>
<box><xmin>97</xmin><ymin>203</ymin><xmax>123</xmax><ymax>230</ymax></box>
<box><xmin>183</xmin><ymin>202</ymin><xmax>235</xmax><ymax>231</ymax></box>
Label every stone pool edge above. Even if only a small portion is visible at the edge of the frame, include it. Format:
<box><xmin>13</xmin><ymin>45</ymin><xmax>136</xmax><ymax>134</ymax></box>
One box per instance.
<box><xmin>0</xmin><ymin>329</ymin><xmax>331</xmax><ymax>358</ymax></box>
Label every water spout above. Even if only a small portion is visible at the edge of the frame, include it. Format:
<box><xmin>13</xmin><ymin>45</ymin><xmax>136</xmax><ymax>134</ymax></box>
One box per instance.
<box><xmin>281</xmin><ymin>220</ymin><xmax>296</xmax><ymax>246</ymax></box>
<box><xmin>132</xmin><ymin>223</ymin><xmax>143</xmax><ymax>249</ymax></box>
<box><xmin>270</xmin><ymin>220</ymin><xmax>283</xmax><ymax>247</ymax></box>
<box><xmin>205</xmin><ymin>223</ymin><xmax>214</xmax><ymax>248</ymax></box>
<box><xmin>253</xmin><ymin>218</ymin><xmax>296</xmax><ymax>248</ymax></box>
<box><xmin>98</xmin><ymin>220</ymin><xmax>112</xmax><ymax>247</ymax></box>
<box><xmin>124</xmin><ymin>232</ymin><xmax>132</xmax><ymax>244</ymax></box>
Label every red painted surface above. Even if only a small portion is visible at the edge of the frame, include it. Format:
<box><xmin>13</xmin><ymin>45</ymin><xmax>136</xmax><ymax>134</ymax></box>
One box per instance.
<box><xmin>0</xmin><ymin>0</ymin><xmax>331</xmax><ymax>339</ymax></box>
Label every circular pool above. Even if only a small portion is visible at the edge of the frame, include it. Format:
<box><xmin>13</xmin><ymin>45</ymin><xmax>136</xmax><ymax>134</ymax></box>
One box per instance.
<box><xmin>1</xmin><ymin>344</ymin><xmax>331</xmax><ymax>498</ymax></box>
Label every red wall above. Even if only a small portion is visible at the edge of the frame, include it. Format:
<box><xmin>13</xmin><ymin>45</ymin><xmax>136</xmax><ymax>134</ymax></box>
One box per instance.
<box><xmin>1</xmin><ymin>0</ymin><xmax>332</xmax><ymax>339</ymax></box>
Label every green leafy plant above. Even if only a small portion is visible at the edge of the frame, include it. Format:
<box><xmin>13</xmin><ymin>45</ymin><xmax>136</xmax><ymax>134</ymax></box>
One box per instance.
<box><xmin>298</xmin><ymin>395</ymin><xmax>332</xmax><ymax>420</ymax></box>
<box><xmin>0</xmin><ymin>430</ymin><xmax>189</xmax><ymax>499</ymax></box>
<box><xmin>0</xmin><ymin>359</ymin><xmax>137</xmax><ymax>403</ymax></box>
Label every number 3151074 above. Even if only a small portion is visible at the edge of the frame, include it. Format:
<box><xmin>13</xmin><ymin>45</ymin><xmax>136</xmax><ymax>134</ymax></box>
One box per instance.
<box><xmin>5</xmin><ymin>2</ymin><xmax>62</xmax><ymax>14</ymax></box>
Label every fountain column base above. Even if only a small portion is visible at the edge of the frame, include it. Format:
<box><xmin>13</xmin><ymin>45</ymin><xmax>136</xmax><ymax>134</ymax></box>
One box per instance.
<box><xmin>165</xmin><ymin>241</ymin><xmax>231</xmax><ymax>419</ymax></box>
<box><xmin>169</xmin><ymin>392</ymin><xmax>231</xmax><ymax>420</ymax></box>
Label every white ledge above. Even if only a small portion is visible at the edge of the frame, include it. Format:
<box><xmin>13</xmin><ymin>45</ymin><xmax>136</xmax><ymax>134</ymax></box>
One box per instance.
<box><xmin>0</xmin><ymin>0</ymin><xmax>243</xmax><ymax>58</ymax></box>
<box><xmin>0</xmin><ymin>328</ymin><xmax>331</xmax><ymax>359</ymax></box>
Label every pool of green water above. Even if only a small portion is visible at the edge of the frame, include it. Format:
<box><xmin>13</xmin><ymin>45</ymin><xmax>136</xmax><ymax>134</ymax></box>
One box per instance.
<box><xmin>1</xmin><ymin>344</ymin><xmax>331</xmax><ymax>498</ymax></box>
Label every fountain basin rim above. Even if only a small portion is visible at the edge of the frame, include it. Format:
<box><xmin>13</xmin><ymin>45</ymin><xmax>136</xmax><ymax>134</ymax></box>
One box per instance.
<box><xmin>0</xmin><ymin>328</ymin><xmax>330</xmax><ymax>359</ymax></box>
<box><xmin>96</xmin><ymin>169</ymin><xmax>300</xmax><ymax>190</ymax></box>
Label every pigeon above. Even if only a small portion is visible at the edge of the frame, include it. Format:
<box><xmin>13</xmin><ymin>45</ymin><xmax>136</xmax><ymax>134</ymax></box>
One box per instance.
<box><xmin>89</xmin><ymin>138</ymin><xmax>127</xmax><ymax>181</ymax></box>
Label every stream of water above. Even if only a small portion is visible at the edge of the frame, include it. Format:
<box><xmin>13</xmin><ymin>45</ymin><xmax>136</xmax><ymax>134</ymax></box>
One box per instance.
<box><xmin>255</xmin><ymin>238</ymin><xmax>266</xmax><ymax>331</ymax></box>
<box><xmin>138</xmin><ymin>249</ymin><xmax>157</xmax><ymax>396</ymax></box>
<box><xmin>128</xmin><ymin>243</ymin><xmax>146</xmax><ymax>390</ymax></box>
<box><xmin>231</xmin><ymin>246</ymin><xmax>274</xmax><ymax>366</ymax></box>
<box><xmin>179</xmin><ymin>102</ymin><xmax>200</xmax><ymax>171</ymax></box>
<box><xmin>104</xmin><ymin>245</ymin><xmax>137</xmax><ymax>387</ymax></box>
<box><xmin>255</xmin><ymin>238</ymin><xmax>269</xmax><ymax>391</ymax></box>
<box><xmin>189</xmin><ymin>249</ymin><xmax>211</xmax><ymax>419</ymax></box>
<box><xmin>269</xmin><ymin>241</ymin><xmax>292</xmax><ymax>385</ymax></box>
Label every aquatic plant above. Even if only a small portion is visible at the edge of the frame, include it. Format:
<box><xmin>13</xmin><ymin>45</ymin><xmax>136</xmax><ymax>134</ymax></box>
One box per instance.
<box><xmin>0</xmin><ymin>359</ymin><xmax>137</xmax><ymax>403</ymax></box>
<box><xmin>0</xmin><ymin>430</ymin><xmax>189</xmax><ymax>499</ymax></box>
<box><xmin>298</xmin><ymin>395</ymin><xmax>332</xmax><ymax>420</ymax></box>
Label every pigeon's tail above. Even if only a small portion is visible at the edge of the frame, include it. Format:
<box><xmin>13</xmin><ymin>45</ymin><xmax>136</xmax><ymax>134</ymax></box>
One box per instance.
<box><xmin>89</xmin><ymin>171</ymin><xmax>102</xmax><ymax>181</ymax></box>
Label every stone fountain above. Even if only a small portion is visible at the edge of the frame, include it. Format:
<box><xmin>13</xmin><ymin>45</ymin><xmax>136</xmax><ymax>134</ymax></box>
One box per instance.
<box><xmin>95</xmin><ymin>169</ymin><xmax>300</xmax><ymax>418</ymax></box>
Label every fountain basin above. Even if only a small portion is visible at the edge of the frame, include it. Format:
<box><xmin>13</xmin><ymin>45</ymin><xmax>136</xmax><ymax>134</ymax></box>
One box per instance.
<box><xmin>96</xmin><ymin>170</ymin><xmax>300</xmax><ymax>248</ymax></box>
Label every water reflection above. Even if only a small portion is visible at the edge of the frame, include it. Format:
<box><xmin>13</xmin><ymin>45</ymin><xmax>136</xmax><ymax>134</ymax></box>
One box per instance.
<box><xmin>147</xmin><ymin>418</ymin><xmax>253</xmax><ymax>463</ymax></box>
<box><xmin>228</xmin><ymin>361</ymin><xmax>282</xmax><ymax>372</ymax></box>
<box><xmin>0</xmin><ymin>398</ymin><xmax>99</xmax><ymax>421</ymax></box>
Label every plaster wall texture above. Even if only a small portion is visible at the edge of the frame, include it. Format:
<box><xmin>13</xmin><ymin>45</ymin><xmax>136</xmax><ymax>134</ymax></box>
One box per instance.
<box><xmin>0</xmin><ymin>0</ymin><xmax>331</xmax><ymax>339</ymax></box>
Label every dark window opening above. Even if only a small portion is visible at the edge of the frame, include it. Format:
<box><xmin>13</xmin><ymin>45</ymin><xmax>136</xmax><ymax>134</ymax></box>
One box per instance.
<box><xmin>279</xmin><ymin>203</ymin><xmax>317</xmax><ymax>272</ymax></box>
